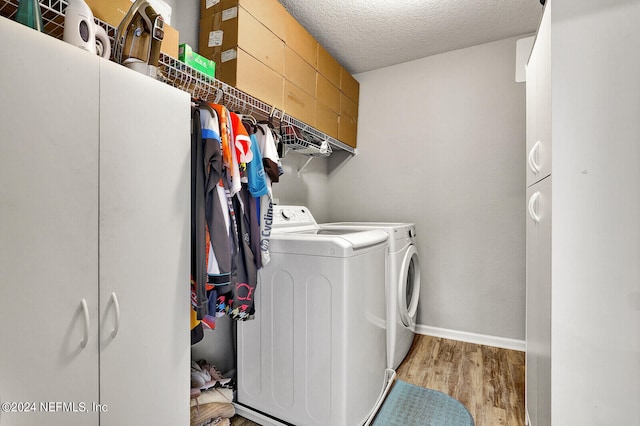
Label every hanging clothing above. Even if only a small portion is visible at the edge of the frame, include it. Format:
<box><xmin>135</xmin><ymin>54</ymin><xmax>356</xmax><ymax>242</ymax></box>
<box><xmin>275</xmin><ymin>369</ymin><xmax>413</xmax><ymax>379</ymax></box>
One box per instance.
<box><xmin>245</xmin><ymin>129</ymin><xmax>269</xmax><ymax>198</ymax></box>
<box><xmin>240</xmin><ymin>124</ymin><xmax>266</xmax><ymax>270</ymax></box>
<box><xmin>190</xmin><ymin>306</ymin><xmax>204</xmax><ymax>345</ymax></box>
<box><xmin>210</xmin><ymin>104</ymin><xmax>242</xmax><ymax>196</ymax></box>
<box><xmin>254</xmin><ymin>123</ymin><xmax>282</xmax><ymax>267</ymax></box>
<box><xmin>256</xmin><ymin>123</ymin><xmax>282</xmax><ymax>184</ymax></box>
<box><xmin>191</xmin><ymin>106</ymin><xmax>286</xmax><ymax>324</ymax></box>
<box><xmin>229</xmin><ymin>112</ymin><xmax>253</xmax><ymax>170</ymax></box>
<box><xmin>191</xmin><ymin>107</ymin><xmax>209</xmax><ymax>321</ymax></box>
<box><xmin>229</xmin><ymin>187</ymin><xmax>258</xmax><ymax>320</ymax></box>
<box><xmin>200</xmin><ymin>106</ymin><xmax>236</xmax><ymax>302</ymax></box>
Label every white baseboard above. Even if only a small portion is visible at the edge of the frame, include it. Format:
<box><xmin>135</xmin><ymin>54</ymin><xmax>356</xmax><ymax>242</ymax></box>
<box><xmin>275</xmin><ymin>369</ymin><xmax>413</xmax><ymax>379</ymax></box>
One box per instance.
<box><xmin>415</xmin><ymin>324</ymin><xmax>526</xmax><ymax>352</ymax></box>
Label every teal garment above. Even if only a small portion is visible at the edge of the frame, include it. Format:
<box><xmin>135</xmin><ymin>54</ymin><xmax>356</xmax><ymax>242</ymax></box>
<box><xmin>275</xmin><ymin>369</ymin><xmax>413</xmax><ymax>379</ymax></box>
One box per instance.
<box><xmin>246</xmin><ymin>133</ymin><xmax>269</xmax><ymax>197</ymax></box>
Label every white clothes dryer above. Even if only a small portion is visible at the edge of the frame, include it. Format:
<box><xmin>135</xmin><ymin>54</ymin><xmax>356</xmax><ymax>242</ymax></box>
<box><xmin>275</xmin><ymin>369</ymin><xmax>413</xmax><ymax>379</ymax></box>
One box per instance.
<box><xmin>320</xmin><ymin>222</ymin><xmax>421</xmax><ymax>370</ymax></box>
<box><xmin>236</xmin><ymin>206</ymin><xmax>389</xmax><ymax>426</ymax></box>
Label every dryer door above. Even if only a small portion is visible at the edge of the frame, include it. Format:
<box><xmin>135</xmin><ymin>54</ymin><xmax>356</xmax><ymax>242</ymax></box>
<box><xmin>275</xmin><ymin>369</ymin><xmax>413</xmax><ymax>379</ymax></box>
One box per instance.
<box><xmin>398</xmin><ymin>245</ymin><xmax>420</xmax><ymax>327</ymax></box>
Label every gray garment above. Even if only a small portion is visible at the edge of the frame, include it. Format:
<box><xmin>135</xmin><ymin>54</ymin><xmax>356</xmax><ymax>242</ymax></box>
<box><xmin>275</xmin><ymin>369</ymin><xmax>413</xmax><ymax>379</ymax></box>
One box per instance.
<box><xmin>248</xmin><ymin>189</ymin><xmax>262</xmax><ymax>270</ymax></box>
<box><xmin>192</xmin><ymin>108</ymin><xmax>208</xmax><ymax>320</ymax></box>
<box><xmin>201</xmin><ymin>107</ymin><xmax>234</xmax><ymax>297</ymax></box>
<box><xmin>230</xmin><ymin>186</ymin><xmax>258</xmax><ymax>320</ymax></box>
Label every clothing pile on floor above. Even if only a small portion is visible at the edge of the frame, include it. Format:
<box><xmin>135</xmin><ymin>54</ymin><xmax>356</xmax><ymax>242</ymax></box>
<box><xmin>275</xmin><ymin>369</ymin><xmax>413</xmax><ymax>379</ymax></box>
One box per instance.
<box><xmin>191</xmin><ymin>360</ymin><xmax>234</xmax><ymax>426</ymax></box>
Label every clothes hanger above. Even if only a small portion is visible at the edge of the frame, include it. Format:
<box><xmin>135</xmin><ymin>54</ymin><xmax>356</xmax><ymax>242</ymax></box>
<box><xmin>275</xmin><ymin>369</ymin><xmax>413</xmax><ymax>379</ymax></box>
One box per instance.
<box><xmin>213</xmin><ymin>87</ymin><xmax>223</xmax><ymax>104</ymax></box>
<box><xmin>237</xmin><ymin>113</ymin><xmax>257</xmax><ymax>126</ymax></box>
<box><xmin>196</xmin><ymin>100</ymin><xmax>216</xmax><ymax>119</ymax></box>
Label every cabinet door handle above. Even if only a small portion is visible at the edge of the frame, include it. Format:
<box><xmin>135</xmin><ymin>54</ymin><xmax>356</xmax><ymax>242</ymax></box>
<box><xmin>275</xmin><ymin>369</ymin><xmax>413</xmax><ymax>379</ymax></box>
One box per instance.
<box><xmin>528</xmin><ymin>191</ymin><xmax>541</xmax><ymax>223</ymax></box>
<box><xmin>80</xmin><ymin>299</ymin><xmax>90</xmax><ymax>349</ymax></box>
<box><xmin>528</xmin><ymin>141</ymin><xmax>541</xmax><ymax>174</ymax></box>
<box><xmin>110</xmin><ymin>292</ymin><xmax>121</xmax><ymax>339</ymax></box>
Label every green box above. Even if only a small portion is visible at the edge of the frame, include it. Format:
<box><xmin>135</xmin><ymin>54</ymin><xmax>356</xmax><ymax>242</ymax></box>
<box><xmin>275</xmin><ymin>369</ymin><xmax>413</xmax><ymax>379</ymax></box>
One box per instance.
<box><xmin>178</xmin><ymin>44</ymin><xmax>216</xmax><ymax>79</ymax></box>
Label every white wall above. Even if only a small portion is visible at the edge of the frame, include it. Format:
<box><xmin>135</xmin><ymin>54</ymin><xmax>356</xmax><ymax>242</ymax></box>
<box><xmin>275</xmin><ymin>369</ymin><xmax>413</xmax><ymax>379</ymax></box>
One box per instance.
<box><xmin>170</xmin><ymin>0</ymin><xmax>528</xmax><ymax>341</ymax></box>
<box><xmin>326</xmin><ymin>37</ymin><xmax>527</xmax><ymax>341</ymax></box>
<box><xmin>162</xmin><ymin>0</ymin><xmax>199</xmax><ymax>50</ymax></box>
<box><xmin>273</xmin><ymin>152</ymin><xmax>331</xmax><ymax>222</ymax></box>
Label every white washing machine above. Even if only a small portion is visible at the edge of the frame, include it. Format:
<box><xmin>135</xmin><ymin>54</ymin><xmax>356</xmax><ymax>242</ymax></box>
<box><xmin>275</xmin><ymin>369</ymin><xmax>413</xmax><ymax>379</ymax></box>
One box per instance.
<box><xmin>236</xmin><ymin>206</ymin><xmax>389</xmax><ymax>426</ymax></box>
<box><xmin>320</xmin><ymin>222</ymin><xmax>420</xmax><ymax>370</ymax></box>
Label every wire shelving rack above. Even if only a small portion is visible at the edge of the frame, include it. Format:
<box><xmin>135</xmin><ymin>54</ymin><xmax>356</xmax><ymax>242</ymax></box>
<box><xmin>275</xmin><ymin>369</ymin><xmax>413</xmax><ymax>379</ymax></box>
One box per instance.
<box><xmin>0</xmin><ymin>0</ymin><xmax>355</xmax><ymax>156</ymax></box>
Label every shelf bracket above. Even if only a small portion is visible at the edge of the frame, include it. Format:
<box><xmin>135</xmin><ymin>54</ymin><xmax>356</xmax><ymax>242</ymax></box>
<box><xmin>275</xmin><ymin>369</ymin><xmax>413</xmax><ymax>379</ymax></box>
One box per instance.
<box><xmin>297</xmin><ymin>157</ymin><xmax>315</xmax><ymax>177</ymax></box>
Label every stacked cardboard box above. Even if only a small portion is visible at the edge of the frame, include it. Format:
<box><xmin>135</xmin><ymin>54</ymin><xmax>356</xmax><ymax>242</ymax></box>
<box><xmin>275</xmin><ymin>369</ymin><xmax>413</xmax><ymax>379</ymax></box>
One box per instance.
<box><xmin>199</xmin><ymin>3</ymin><xmax>286</xmax><ymax>113</ymax></box>
<box><xmin>199</xmin><ymin>0</ymin><xmax>359</xmax><ymax>147</ymax></box>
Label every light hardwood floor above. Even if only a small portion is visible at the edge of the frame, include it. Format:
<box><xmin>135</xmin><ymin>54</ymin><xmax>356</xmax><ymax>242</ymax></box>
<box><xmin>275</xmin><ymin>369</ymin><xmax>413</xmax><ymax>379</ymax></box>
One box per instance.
<box><xmin>395</xmin><ymin>335</ymin><xmax>525</xmax><ymax>426</ymax></box>
<box><xmin>230</xmin><ymin>334</ymin><xmax>525</xmax><ymax>426</ymax></box>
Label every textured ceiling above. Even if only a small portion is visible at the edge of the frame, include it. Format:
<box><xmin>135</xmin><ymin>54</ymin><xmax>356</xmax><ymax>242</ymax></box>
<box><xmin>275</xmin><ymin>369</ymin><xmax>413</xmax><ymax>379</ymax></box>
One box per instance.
<box><xmin>278</xmin><ymin>0</ymin><xmax>544</xmax><ymax>74</ymax></box>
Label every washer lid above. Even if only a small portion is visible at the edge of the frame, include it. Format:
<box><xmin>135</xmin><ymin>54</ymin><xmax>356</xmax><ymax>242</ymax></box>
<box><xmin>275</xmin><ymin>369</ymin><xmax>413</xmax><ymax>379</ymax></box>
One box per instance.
<box><xmin>269</xmin><ymin>229</ymin><xmax>388</xmax><ymax>257</ymax></box>
<box><xmin>320</xmin><ymin>222</ymin><xmax>417</xmax><ymax>252</ymax></box>
<box><xmin>323</xmin><ymin>221</ymin><xmax>410</xmax><ymax>228</ymax></box>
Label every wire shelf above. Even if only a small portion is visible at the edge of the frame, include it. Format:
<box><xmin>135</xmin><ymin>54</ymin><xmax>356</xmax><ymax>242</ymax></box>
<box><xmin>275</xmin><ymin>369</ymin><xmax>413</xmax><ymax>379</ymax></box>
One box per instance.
<box><xmin>281</xmin><ymin>123</ymin><xmax>332</xmax><ymax>157</ymax></box>
<box><xmin>0</xmin><ymin>0</ymin><xmax>354</xmax><ymax>156</ymax></box>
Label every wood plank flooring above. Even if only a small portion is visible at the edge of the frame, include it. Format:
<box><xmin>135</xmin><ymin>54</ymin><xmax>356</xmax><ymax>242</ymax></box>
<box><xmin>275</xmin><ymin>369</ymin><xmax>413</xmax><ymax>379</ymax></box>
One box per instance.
<box><xmin>395</xmin><ymin>335</ymin><xmax>525</xmax><ymax>426</ymax></box>
<box><xmin>230</xmin><ymin>334</ymin><xmax>525</xmax><ymax>426</ymax></box>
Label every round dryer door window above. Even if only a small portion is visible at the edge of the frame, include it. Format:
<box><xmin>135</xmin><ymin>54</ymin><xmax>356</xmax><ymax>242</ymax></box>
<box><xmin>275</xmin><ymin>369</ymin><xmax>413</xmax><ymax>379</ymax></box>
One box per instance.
<box><xmin>398</xmin><ymin>245</ymin><xmax>420</xmax><ymax>327</ymax></box>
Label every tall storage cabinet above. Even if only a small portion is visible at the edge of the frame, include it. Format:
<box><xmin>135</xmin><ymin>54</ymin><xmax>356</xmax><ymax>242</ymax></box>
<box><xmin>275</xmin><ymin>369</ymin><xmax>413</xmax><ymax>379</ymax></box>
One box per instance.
<box><xmin>98</xmin><ymin>51</ymin><xmax>191</xmax><ymax>425</ymax></box>
<box><xmin>0</xmin><ymin>17</ymin><xmax>190</xmax><ymax>425</ymax></box>
<box><xmin>526</xmin><ymin>1</ymin><xmax>640</xmax><ymax>425</ymax></box>
<box><xmin>0</xmin><ymin>17</ymin><xmax>100</xmax><ymax>426</ymax></box>
<box><xmin>525</xmin><ymin>4</ymin><xmax>551</xmax><ymax>426</ymax></box>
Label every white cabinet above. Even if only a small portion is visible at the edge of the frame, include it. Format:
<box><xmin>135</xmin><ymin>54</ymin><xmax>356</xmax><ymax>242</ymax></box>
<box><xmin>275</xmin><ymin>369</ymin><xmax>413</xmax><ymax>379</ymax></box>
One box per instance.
<box><xmin>526</xmin><ymin>1</ymin><xmax>640</xmax><ymax>425</ymax></box>
<box><xmin>0</xmin><ymin>17</ymin><xmax>190</xmax><ymax>425</ymax></box>
<box><xmin>525</xmin><ymin>177</ymin><xmax>551</xmax><ymax>426</ymax></box>
<box><xmin>97</xmin><ymin>57</ymin><xmax>191</xmax><ymax>425</ymax></box>
<box><xmin>526</xmin><ymin>3</ymin><xmax>551</xmax><ymax>188</ymax></box>
<box><xmin>525</xmin><ymin>5</ymin><xmax>551</xmax><ymax>426</ymax></box>
<box><xmin>0</xmin><ymin>18</ymin><xmax>100</xmax><ymax>426</ymax></box>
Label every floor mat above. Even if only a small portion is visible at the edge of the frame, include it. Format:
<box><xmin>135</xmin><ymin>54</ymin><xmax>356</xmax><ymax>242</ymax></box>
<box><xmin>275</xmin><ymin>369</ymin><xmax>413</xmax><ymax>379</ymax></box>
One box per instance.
<box><xmin>372</xmin><ymin>380</ymin><xmax>474</xmax><ymax>426</ymax></box>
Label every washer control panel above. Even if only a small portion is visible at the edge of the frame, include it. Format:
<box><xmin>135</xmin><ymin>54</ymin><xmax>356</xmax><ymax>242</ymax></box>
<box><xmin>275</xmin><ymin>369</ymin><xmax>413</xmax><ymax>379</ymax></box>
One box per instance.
<box><xmin>272</xmin><ymin>205</ymin><xmax>317</xmax><ymax>228</ymax></box>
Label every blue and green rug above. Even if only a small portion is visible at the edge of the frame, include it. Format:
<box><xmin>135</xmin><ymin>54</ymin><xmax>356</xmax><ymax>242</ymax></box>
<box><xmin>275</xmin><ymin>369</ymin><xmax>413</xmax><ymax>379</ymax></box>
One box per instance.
<box><xmin>372</xmin><ymin>380</ymin><xmax>474</xmax><ymax>426</ymax></box>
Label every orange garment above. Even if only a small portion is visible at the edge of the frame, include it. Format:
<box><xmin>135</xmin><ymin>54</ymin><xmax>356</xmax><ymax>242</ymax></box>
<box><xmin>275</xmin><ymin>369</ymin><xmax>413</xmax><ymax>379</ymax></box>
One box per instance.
<box><xmin>229</xmin><ymin>112</ymin><xmax>253</xmax><ymax>167</ymax></box>
<box><xmin>209</xmin><ymin>103</ymin><xmax>233</xmax><ymax>175</ymax></box>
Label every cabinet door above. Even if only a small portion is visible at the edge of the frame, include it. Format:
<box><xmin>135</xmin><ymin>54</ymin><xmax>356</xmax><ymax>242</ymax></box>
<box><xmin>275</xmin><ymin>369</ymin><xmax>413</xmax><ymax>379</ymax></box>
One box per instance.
<box><xmin>525</xmin><ymin>36</ymin><xmax>539</xmax><ymax>187</ymax></box>
<box><xmin>526</xmin><ymin>6</ymin><xmax>551</xmax><ymax>187</ymax></box>
<box><xmin>0</xmin><ymin>18</ymin><xmax>100</xmax><ymax>425</ymax></box>
<box><xmin>525</xmin><ymin>176</ymin><xmax>551</xmax><ymax>426</ymax></box>
<box><xmin>97</xmin><ymin>60</ymin><xmax>191</xmax><ymax>424</ymax></box>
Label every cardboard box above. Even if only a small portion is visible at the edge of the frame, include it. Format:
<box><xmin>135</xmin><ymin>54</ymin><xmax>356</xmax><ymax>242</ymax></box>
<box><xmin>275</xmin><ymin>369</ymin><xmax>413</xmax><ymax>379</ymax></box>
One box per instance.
<box><xmin>317</xmin><ymin>44</ymin><xmax>341</xmax><ymax>87</ymax></box>
<box><xmin>179</xmin><ymin>44</ymin><xmax>216</xmax><ymax>78</ymax></box>
<box><xmin>316</xmin><ymin>74</ymin><xmax>340</xmax><ymax>113</ymax></box>
<box><xmin>161</xmin><ymin>23</ymin><xmax>179</xmax><ymax>58</ymax></box>
<box><xmin>283</xmin><ymin>81</ymin><xmax>316</xmax><ymax>127</ymax></box>
<box><xmin>200</xmin><ymin>0</ymin><xmax>286</xmax><ymax>40</ymax></box>
<box><xmin>216</xmin><ymin>48</ymin><xmax>284</xmax><ymax>109</ymax></box>
<box><xmin>200</xmin><ymin>0</ymin><xmax>223</xmax><ymax>18</ymax></box>
<box><xmin>86</xmin><ymin>0</ymin><xmax>132</xmax><ymax>27</ymax></box>
<box><xmin>315</xmin><ymin>103</ymin><xmax>339</xmax><ymax>139</ymax></box>
<box><xmin>85</xmin><ymin>0</ymin><xmax>179</xmax><ymax>58</ymax></box>
<box><xmin>340</xmin><ymin>67</ymin><xmax>360</xmax><ymax>104</ymax></box>
<box><xmin>285</xmin><ymin>47</ymin><xmax>316</xmax><ymax>98</ymax></box>
<box><xmin>338</xmin><ymin>93</ymin><xmax>358</xmax><ymax>148</ymax></box>
<box><xmin>199</xmin><ymin>7</ymin><xmax>285</xmax><ymax>75</ymax></box>
<box><xmin>285</xmin><ymin>13</ymin><xmax>317</xmax><ymax>68</ymax></box>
